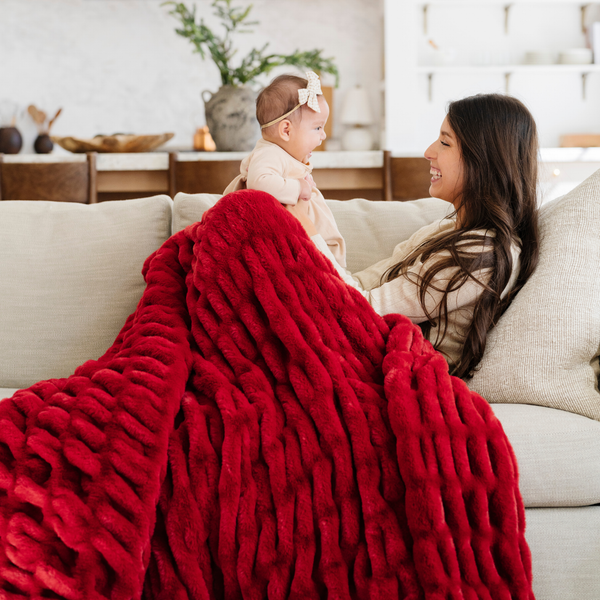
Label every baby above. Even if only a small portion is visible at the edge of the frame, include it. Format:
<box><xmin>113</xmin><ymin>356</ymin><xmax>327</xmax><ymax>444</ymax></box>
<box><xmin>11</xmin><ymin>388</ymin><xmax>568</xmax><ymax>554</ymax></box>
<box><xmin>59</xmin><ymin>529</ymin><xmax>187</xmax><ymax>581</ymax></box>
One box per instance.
<box><xmin>223</xmin><ymin>72</ymin><xmax>346</xmax><ymax>267</ymax></box>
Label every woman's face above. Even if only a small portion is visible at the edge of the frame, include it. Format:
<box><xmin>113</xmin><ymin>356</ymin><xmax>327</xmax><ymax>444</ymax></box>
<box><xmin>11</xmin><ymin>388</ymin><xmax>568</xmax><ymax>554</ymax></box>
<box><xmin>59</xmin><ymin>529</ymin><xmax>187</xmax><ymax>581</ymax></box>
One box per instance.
<box><xmin>424</xmin><ymin>116</ymin><xmax>464</xmax><ymax>207</ymax></box>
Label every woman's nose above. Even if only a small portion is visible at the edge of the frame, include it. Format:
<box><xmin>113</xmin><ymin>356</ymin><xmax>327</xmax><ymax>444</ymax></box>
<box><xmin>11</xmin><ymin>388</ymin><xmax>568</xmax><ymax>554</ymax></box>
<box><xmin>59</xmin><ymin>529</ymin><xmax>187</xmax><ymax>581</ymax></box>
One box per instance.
<box><xmin>424</xmin><ymin>142</ymin><xmax>436</xmax><ymax>160</ymax></box>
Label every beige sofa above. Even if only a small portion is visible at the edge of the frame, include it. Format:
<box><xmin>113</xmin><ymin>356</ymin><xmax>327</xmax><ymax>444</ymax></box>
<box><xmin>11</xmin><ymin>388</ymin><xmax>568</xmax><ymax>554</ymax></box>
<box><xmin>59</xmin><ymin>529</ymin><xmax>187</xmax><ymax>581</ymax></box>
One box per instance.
<box><xmin>1</xmin><ymin>170</ymin><xmax>599</xmax><ymax>599</ymax></box>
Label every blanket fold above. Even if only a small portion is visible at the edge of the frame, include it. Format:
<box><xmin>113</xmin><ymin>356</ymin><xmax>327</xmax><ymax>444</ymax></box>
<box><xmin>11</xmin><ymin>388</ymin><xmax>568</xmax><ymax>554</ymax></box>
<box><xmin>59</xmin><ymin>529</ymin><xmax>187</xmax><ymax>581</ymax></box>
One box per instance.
<box><xmin>0</xmin><ymin>190</ymin><xmax>533</xmax><ymax>599</ymax></box>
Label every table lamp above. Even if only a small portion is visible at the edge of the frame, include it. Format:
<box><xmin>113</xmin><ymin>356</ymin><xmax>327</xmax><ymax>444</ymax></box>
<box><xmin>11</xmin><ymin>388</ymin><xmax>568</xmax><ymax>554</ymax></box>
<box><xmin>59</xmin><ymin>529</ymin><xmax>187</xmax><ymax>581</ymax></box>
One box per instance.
<box><xmin>340</xmin><ymin>85</ymin><xmax>374</xmax><ymax>151</ymax></box>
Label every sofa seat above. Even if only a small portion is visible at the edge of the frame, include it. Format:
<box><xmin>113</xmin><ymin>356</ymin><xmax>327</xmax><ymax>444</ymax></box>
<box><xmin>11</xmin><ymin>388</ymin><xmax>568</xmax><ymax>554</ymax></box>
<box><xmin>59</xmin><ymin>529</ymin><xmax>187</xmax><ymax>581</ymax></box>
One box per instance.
<box><xmin>492</xmin><ymin>403</ymin><xmax>600</xmax><ymax>507</ymax></box>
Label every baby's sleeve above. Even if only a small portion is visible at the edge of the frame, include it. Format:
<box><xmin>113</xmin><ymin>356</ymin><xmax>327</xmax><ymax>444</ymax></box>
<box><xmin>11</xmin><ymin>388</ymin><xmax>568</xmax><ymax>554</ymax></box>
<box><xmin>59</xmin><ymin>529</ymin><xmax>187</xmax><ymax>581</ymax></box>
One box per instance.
<box><xmin>246</xmin><ymin>153</ymin><xmax>302</xmax><ymax>205</ymax></box>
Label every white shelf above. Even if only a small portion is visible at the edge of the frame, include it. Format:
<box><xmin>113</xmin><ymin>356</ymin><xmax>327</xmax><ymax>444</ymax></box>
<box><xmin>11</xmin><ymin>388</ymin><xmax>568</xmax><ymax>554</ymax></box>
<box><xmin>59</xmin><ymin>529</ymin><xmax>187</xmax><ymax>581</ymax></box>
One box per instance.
<box><xmin>419</xmin><ymin>64</ymin><xmax>600</xmax><ymax>100</ymax></box>
<box><xmin>416</xmin><ymin>0</ymin><xmax>594</xmax><ymax>5</ymax></box>
<box><xmin>418</xmin><ymin>1</ymin><xmax>593</xmax><ymax>35</ymax></box>
<box><xmin>417</xmin><ymin>64</ymin><xmax>600</xmax><ymax>74</ymax></box>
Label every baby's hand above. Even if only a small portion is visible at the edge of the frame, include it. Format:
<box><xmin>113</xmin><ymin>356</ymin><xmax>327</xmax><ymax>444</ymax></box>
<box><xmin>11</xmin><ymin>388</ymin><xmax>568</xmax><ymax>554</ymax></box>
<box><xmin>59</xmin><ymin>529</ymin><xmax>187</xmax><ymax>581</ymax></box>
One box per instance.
<box><xmin>304</xmin><ymin>173</ymin><xmax>316</xmax><ymax>189</ymax></box>
<box><xmin>299</xmin><ymin>177</ymin><xmax>312</xmax><ymax>201</ymax></box>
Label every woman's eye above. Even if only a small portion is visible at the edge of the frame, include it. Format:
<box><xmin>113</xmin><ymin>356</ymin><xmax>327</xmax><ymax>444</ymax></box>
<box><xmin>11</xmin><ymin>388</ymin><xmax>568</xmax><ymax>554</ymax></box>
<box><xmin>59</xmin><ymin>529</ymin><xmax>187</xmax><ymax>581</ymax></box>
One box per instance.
<box><xmin>440</xmin><ymin>140</ymin><xmax>450</xmax><ymax>147</ymax></box>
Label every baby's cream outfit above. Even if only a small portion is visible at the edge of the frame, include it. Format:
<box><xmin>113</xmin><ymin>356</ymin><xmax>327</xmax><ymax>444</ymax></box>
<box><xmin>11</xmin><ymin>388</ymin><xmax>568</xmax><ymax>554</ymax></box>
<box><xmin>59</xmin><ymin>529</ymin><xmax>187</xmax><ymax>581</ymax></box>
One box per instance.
<box><xmin>224</xmin><ymin>138</ymin><xmax>346</xmax><ymax>267</ymax></box>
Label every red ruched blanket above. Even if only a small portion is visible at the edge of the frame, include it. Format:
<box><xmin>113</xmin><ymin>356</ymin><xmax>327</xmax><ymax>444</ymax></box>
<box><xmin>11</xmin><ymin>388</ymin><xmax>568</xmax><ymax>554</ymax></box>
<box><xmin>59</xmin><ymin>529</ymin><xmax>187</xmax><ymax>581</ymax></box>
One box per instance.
<box><xmin>0</xmin><ymin>190</ymin><xmax>534</xmax><ymax>599</ymax></box>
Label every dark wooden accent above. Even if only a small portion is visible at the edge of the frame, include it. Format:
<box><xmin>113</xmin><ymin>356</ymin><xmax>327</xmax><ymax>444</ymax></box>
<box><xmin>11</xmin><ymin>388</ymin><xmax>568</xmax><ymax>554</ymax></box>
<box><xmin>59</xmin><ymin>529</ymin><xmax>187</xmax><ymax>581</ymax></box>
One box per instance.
<box><xmin>383</xmin><ymin>150</ymin><xmax>392</xmax><ymax>201</ymax></box>
<box><xmin>87</xmin><ymin>152</ymin><xmax>97</xmax><ymax>204</ymax></box>
<box><xmin>0</xmin><ymin>152</ymin><xmax>98</xmax><ymax>203</ymax></box>
<box><xmin>389</xmin><ymin>156</ymin><xmax>432</xmax><ymax>201</ymax></box>
<box><xmin>169</xmin><ymin>153</ymin><xmax>241</xmax><ymax>195</ymax></box>
<box><xmin>168</xmin><ymin>152</ymin><xmax>177</xmax><ymax>198</ymax></box>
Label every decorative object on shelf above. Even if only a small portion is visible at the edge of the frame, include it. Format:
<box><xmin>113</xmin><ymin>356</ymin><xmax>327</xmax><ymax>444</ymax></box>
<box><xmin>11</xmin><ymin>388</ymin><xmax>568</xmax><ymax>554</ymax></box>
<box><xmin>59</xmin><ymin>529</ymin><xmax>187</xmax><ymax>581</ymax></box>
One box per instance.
<box><xmin>0</xmin><ymin>126</ymin><xmax>22</xmax><ymax>154</ymax></box>
<box><xmin>27</xmin><ymin>105</ymin><xmax>62</xmax><ymax>154</ymax></box>
<box><xmin>193</xmin><ymin>125</ymin><xmax>217</xmax><ymax>151</ymax></box>
<box><xmin>201</xmin><ymin>86</ymin><xmax>259</xmax><ymax>152</ymax></box>
<box><xmin>163</xmin><ymin>0</ymin><xmax>339</xmax><ymax>152</ymax></box>
<box><xmin>340</xmin><ymin>85</ymin><xmax>374</xmax><ymax>151</ymax></box>
<box><xmin>559</xmin><ymin>48</ymin><xmax>593</xmax><ymax>65</ymax></box>
<box><xmin>52</xmin><ymin>133</ymin><xmax>174</xmax><ymax>153</ymax></box>
<box><xmin>0</xmin><ymin>101</ymin><xmax>22</xmax><ymax>154</ymax></box>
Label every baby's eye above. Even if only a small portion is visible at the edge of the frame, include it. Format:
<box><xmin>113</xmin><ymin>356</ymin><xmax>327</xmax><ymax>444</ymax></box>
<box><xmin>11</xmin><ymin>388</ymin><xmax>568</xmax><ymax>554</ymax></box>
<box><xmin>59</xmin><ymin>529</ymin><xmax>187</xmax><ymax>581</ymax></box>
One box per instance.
<box><xmin>315</xmin><ymin>126</ymin><xmax>322</xmax><ymax>131</ymax></box>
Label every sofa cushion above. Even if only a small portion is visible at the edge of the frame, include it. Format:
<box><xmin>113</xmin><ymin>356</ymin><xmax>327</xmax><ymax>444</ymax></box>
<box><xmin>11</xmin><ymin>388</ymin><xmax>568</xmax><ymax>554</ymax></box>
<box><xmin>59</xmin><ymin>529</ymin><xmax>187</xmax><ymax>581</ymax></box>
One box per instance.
<box><xmin>172</xmin><ymin>192</ymin><xmax>221</xmax><ymax>235</ymax></box>
<box><xmin>327</xmin><ymin>197</ymin><xmax>451</xmax><ymax>272</ymax></box>
<box><xmin>469</xmin><ymin>168</ymin><xmax>600</xmax><ymax>420</ymax></box>
<box><xmin>491</xmin><ymin>404</ymin><xmax>600</xmax><ymax>507</ymax></box>
<box><xmin>173</xmin><ymin>193</ymin><xmax>451</xmax><ymax>273</ymax></box>
<box><xmin>0</xmin><ymin>196</ymin><xmax>173</xmax><ymax>389</ymax></box>
<box><xmin>0</xmin><ymin>389</ymin><xmax>18</xmax><ymax>402</ymax></box>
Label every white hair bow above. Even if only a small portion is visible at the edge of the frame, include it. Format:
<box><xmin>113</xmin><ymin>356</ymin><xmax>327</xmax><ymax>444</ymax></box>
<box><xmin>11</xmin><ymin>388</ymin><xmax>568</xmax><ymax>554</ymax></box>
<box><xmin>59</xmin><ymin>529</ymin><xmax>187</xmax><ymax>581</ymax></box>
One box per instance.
<box><xmin>298</xmin><ymin>71</ymin><xmax>323</xmax><ymax>113</ymax></box>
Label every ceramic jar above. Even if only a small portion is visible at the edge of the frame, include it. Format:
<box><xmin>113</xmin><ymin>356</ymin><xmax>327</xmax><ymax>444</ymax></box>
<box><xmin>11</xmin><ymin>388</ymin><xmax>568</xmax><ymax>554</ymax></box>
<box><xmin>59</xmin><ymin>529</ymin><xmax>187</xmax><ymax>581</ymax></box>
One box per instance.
<box><xmin>0</xmin><ymin>127</ymin><xmax>23</xmax><ymax>154</ymax></box>
<box><xmin>202</xmin><ymin>85</ymin><xmax>260</xmax><ymax>152</ymax></box>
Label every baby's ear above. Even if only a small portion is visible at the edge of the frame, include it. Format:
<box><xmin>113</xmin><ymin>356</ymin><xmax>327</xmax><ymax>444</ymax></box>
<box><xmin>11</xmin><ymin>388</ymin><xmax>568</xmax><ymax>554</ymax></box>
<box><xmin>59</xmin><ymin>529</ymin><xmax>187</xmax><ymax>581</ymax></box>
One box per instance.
<box><xmin>278</xmin><ymin>119</ymin><xmax>292</xmax><ymax>141</ymax></box>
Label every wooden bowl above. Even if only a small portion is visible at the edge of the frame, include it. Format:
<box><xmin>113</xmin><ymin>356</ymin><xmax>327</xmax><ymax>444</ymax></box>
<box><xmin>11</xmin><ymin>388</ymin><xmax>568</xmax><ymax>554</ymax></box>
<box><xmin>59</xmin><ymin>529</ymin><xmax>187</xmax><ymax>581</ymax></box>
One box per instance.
<box><xmin>52</xmin><ymin>133</ymin><xmax>174</xmax><ymax>153</ymax></box>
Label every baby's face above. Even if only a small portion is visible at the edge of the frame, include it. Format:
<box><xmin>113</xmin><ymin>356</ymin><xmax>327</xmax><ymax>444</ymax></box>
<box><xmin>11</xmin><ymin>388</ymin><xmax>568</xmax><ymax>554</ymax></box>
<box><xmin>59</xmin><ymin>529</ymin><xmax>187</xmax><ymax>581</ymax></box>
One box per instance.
<box><xmin>287</xmin><ymin>96</ymin><xmax>329</xmax><ymax>164</ymax></box>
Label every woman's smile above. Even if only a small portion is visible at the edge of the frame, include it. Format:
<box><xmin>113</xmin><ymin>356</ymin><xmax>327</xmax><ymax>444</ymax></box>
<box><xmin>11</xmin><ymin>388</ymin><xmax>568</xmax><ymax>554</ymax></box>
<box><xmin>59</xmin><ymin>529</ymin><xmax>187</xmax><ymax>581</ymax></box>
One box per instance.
<box><xmin>430</xmin><ymin>167</ymin><xmax>442</xmax><ymax>182</ymax></box>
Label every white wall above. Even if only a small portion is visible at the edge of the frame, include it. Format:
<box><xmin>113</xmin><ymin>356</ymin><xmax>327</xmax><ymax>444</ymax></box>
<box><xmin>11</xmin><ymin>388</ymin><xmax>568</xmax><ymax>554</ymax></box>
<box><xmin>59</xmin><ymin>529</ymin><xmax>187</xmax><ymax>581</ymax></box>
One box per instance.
<box><xmin>385</xmin><ymin>0</ymin><xmax>600</xmax><ymax>153</ymax></box>
<box><xmin>0</xmin><ymin>0</ymin><xmax>384</xmax><ymax>154</ymax></box>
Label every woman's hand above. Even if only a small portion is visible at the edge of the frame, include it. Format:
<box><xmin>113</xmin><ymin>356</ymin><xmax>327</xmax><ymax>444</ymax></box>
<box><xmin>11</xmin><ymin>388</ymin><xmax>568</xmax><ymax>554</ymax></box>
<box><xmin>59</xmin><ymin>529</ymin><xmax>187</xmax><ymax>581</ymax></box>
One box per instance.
<box><xmin>285</xmin><ymin>202</ymin><xmax>318</xmax><ymax>236</ymax></box>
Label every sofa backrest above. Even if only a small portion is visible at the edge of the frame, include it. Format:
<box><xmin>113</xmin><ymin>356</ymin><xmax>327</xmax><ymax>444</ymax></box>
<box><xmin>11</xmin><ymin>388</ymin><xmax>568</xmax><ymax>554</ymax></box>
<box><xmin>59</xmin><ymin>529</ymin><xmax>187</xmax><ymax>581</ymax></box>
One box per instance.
<box><xmin>0</xmin><ymin>196</ymin><xmax>173</xmax><ymax>389</ymax></box>
<box><xmin>173</xmin><ymin>193</ymin><xmax>451</xmax><ymax>273</ymax></box>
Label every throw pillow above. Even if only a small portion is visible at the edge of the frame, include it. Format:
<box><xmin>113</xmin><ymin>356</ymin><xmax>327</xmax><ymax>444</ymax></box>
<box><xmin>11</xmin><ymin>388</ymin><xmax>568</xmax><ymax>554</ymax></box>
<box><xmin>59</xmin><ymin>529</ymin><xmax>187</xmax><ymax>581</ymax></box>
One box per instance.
<box><xmin>469</xmin><ymin>168</ymin><xmax>600</xmax><ymax>421</ymax></box>
<box><xmin>0</xmin><ymin>196</ymin><xmax>173</xmax><ymax>389</ymax></box>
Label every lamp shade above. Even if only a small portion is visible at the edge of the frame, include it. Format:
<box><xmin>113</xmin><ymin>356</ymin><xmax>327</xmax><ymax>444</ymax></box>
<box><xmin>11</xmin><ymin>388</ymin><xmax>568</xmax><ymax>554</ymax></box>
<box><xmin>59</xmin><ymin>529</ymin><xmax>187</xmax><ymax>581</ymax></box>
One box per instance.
<box><xmin>340</xmin><ymin>86</ymin><xmax>373</xmax><ymax>126</ymax></box>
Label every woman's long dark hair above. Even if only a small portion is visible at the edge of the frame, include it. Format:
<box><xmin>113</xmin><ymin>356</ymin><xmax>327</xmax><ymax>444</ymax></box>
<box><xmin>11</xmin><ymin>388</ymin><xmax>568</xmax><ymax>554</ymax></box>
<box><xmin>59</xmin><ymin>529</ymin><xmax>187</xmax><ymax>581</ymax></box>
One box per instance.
<box><xmin>386</xmin><ymin>93</ymin><xmax>540</xmax><ymax>378</ymax></box>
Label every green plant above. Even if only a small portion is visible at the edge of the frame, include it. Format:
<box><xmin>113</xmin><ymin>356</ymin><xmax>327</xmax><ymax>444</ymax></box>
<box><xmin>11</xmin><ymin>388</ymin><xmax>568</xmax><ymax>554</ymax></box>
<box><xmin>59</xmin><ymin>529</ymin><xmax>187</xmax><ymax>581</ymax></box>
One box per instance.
<box><xmin>163</xmin><ymin>0</ymin><xmax>339</xmax><ymax>87</ymax></box>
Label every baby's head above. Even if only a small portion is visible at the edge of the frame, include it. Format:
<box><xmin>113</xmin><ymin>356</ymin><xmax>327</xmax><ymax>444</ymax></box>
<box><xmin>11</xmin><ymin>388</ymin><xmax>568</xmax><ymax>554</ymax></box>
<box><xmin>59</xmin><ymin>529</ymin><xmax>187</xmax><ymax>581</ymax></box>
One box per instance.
<box><xmin>257</xmin><ymin>73</ymin><xmax>329</xmax><ymax>164</ymax></box>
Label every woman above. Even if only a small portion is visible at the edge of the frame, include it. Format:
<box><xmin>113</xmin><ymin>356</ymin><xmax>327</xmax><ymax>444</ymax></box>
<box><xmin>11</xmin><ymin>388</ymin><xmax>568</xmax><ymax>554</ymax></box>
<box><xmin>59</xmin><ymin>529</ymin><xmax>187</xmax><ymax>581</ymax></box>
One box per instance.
<box><xmin>290</xmin><ymin>93</ymin><xmax>540</xmax><ymax>379</ymax></box>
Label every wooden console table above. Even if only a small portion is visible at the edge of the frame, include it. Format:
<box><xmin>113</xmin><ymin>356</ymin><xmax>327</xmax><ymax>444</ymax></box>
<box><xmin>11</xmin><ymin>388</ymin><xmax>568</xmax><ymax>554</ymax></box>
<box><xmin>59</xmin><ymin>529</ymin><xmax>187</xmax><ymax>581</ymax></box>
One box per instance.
<box><xmin>95</xmin><ymin>151</ymin><xmax>387</xmax><ymax>202</ymax></box>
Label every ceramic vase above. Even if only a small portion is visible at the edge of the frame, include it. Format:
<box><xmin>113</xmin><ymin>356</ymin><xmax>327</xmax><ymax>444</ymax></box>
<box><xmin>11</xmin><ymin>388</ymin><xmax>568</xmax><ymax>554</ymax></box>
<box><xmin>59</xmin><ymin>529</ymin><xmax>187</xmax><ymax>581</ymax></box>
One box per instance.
<box><xmin>0</xmin><ymin>127</ymin><xmax>23</xmax><ymax>154</ymax></box>
<box><xmin>202</xmin><ymin>85</ymin><xmax>260</xmax><ymax>152</ymax></box>
<box><xmin>34</xmin><ymin>133</ymin><xmax>54</xmax><ymax>154</ymax></box>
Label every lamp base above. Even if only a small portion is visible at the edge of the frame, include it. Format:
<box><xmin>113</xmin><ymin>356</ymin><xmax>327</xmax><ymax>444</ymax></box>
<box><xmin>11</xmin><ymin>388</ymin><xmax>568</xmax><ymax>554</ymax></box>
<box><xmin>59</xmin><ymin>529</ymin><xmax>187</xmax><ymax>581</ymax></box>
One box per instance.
<box><xmin>341</xmin><ymin>126</ymin><xmax>373</xmax><ymax>151</ymax></box>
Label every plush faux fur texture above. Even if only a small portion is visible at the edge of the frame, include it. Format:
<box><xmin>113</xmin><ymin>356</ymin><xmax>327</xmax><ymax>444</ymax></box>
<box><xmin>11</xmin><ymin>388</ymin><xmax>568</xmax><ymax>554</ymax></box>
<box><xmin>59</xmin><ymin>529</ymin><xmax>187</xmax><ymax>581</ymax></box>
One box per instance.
<box><xmin>0</xmin><ymin>191</ymin><xmax>533</xmax><ymax>599</ymax></box>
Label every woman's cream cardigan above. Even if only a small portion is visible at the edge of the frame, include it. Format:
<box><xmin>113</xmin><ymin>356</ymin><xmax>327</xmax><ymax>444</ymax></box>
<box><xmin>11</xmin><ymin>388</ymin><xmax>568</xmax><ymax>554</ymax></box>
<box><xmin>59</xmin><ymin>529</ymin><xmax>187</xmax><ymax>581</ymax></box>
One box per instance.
<box><xmin>312</xmin><ymin>218</ymin><xmax>520</xmax><ymax>370</ymax></box>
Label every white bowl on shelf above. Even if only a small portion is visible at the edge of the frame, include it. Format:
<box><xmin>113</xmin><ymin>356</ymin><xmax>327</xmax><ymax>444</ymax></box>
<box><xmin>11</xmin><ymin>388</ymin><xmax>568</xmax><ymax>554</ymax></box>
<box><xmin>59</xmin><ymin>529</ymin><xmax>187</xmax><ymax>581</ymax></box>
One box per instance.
<box><xmin>558</xmin><ymin>48</ymin><xmax>593</xmax><ymax>65</ymax></box>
